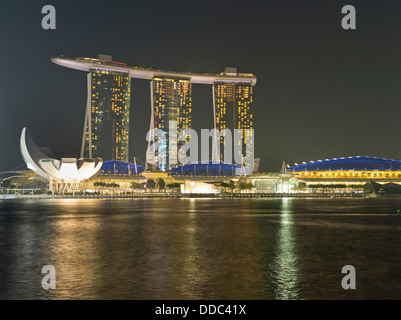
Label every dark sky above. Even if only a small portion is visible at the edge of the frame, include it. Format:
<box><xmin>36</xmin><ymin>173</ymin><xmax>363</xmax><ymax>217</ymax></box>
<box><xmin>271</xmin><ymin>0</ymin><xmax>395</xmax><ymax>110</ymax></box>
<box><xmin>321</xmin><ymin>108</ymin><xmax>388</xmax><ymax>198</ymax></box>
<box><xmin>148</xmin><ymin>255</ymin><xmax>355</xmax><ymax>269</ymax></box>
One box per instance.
<box><xmin>0</xmin><ymin>0</ymin><xmax>400</xmax><ymax>172</ymax></box>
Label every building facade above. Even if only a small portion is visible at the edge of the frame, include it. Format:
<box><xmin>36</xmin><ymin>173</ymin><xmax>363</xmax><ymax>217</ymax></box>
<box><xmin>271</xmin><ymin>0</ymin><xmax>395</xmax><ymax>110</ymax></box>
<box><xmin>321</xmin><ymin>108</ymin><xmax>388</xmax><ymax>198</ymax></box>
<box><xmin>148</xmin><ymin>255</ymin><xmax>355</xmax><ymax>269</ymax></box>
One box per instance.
<box><xmin>286</xmin><ymin>156</ymin><xmax>401</xmax><ymax>192</ymax></box>
<box><xmin>82</xmin><ymin>67</ymin><xmax>131</xmax><ymax>162</ymax></box>
<box><xmin>214</xmin><ymin>69</ymin><xmax>254</xmax><ymax>165</ymax></box>
<box><xmin>52</xmin><ymin>56</ymin><xmax>257</xmax><ymax>171</ymax></box>
<box><xmin>152</xmin><ymin>77</ymin><xmax>192</xmax><ymax>171</ymax></box>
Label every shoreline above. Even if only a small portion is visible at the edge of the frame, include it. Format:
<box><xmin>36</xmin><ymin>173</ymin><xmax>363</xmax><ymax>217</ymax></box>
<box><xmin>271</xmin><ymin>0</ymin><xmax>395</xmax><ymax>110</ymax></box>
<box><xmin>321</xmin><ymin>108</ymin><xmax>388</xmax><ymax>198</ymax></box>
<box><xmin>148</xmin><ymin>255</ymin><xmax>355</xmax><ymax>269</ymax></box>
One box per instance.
<box><xmin>0</xmin><ymin>192</ymin><xmax>367</xmax><ymax>200</ymax></box>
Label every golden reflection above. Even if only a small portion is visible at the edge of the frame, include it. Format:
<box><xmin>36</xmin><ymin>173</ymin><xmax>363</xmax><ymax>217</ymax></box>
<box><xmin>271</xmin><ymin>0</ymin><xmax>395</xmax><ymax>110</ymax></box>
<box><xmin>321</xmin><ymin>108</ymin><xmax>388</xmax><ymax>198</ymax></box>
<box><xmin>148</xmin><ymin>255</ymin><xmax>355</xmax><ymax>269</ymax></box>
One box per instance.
<box><xmin>272</xmin><ymin>198</ymin><xmax>300</xmax><ymax>299</ymax></box>
<box><xmin>49</xmin><ymin>200</ymin><xmax>102</xmax><ymax>299</ymax></box>
<box><xmin>175</xmin><ymin>211</ymin><xmax>206</xmax><ymax>298</ymax></box>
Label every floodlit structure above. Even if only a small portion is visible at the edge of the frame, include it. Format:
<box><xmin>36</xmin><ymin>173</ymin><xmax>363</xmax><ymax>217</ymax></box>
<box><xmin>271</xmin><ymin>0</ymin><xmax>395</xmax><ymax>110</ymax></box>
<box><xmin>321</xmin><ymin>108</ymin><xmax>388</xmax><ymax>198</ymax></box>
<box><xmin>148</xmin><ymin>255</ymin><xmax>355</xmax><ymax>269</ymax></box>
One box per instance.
<box><xmin>214</xmin><ymin>74</ymin><xmax>254</xmax><ymax>164</ymax></box>
<box><xmin>169</xmin><ymin>161</ymin><xmax>245</xmax><ymax>176</ymax></box>
<box><xmin>152</xmin><ymin>77</ymin><xmax>192</xmax><ymax>170</ymax></box>
<box><xmin>100</xmin><ymin>160</ymin><xmax>143</xmax><ymax>175</ymax></box>
<box><xmin>181</xmin><ymin>180</ymin><xmax>216</xmax><ymax>195</ymax></box>
<box><xmin>52</xmin><ymin>56</ymin><xmax>257</xmax><ymax>171</ymax></box>
<box><xmin>249</xmin><ymin>172</ymin><xmax>298</xmax><ymax>193</ymax></box>
<box><xmin>83</xmin><ymin>69</ymin><xmax>131</xmax><ymax>161</ymax></box>
<box><xmin>288</xmin><ymin>156</ymin><xmax>401</xmax><ymax>172</ymax></box>
<box><xmin>286</xmin><ymin>156</ymin><xmax>401</xmax><ymax>190</ymax></box>
<box><xmin>20</xmin><ymin>127</ymin><xmax>103</xmax><ymax>190</ymax></box>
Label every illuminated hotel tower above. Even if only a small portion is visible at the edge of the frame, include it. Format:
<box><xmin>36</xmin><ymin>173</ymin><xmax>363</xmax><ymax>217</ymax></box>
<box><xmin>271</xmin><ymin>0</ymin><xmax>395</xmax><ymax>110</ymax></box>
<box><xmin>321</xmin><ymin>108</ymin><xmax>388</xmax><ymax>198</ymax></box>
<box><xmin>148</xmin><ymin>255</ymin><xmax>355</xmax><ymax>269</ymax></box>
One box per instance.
<box><xmin>214</xmin><ymin>68</ymin><xmax>253</xmax><ymax>164</ymax></box>
<box><xmin>80</xmin><ymin>55</ymin><xmax>131</xmax><ymax>161</ymax></box>
<box><xmin>150</xmin><ymin>77</ymin><xmax>192</xmax><ymax>171</ymax></box>
<box><xmin>51</xmin><ymin>56</ymin><xmax>256</xmax><ymax>170</ymax></box>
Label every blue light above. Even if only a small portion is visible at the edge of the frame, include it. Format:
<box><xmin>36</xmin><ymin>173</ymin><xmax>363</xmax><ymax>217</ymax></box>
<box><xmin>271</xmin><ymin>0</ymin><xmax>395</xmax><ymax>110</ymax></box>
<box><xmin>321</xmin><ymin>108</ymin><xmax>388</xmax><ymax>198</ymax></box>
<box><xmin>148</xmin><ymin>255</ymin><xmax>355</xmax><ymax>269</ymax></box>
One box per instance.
<box><xmin>289</xmin><ymin>156</ymin><xmax>401</xmax><ymax>171</ymax></box>
<box><xmin>169</xmin><ymin>161</ymin><xmax>242</xmax><ymax>176</ymax></box>
<box><xmin>100</xmin><ymin>160</ymin><xmax>143</xmax><ymax>175</ymax></box>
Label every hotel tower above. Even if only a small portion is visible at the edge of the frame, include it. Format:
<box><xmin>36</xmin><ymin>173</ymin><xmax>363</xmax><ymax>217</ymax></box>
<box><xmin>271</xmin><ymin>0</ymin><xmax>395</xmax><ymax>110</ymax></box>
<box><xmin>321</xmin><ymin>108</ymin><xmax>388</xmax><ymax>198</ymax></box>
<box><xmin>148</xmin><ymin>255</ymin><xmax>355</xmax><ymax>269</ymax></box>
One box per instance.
<box><xmin>151</xmin><ymin>78</ymin><xmax>192</xmax><ymax>171</ymax></box>
<box><xmin>52</xmin><ymin>55</ymin><xmax>256</xmax><ymax>170</ymax></box>
<box><xmin>80</xmin><ymin>55</ymin><xmax>131</xmax><ymax>162</ymax></box>
<box><xmin>214</xmin><ymin>68</ymin><xmax>253</xmax><ymax>165</ymax></box>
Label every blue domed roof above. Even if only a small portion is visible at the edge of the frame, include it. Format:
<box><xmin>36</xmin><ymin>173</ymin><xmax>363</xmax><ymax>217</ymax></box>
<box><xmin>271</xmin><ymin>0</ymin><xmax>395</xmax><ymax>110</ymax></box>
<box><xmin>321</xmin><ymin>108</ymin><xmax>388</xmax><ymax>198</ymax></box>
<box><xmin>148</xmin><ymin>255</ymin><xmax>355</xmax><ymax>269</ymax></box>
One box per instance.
<box><xmin>288</xmin><ymin>156</ymin><xmax>401</xmax><ymax>171</ymax></box>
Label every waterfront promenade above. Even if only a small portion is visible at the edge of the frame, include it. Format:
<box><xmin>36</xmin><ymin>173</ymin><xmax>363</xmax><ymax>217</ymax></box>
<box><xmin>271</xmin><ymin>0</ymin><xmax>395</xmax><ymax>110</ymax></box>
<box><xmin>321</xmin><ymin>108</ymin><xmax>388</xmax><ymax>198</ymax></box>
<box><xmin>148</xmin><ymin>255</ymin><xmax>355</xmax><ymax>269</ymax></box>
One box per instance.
<box><xmin>0</xmin><ymin>190</ymin><xmax>364</xmax><ymax>199</ymax></box>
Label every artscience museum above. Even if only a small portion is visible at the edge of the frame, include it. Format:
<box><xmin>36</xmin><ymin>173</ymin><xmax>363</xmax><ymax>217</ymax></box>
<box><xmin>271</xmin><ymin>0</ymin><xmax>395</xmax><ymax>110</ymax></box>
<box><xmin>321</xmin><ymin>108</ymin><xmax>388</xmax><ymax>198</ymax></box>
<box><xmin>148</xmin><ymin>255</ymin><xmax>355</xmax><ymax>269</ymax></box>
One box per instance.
<box><xmin>20</xmin><ymin>127</ymin><xmax>103</xmax><ymax>190</ymax></box>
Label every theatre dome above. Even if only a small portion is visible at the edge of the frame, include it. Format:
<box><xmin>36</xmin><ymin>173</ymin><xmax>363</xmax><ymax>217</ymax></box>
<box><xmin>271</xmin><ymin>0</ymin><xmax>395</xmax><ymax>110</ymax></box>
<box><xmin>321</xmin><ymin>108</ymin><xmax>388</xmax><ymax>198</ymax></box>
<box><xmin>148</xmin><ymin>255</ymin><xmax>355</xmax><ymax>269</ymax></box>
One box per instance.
<box><xmin>288</xmin><ymin>156</ymin><xmax>401</xmax><ymax>171</ymax></box>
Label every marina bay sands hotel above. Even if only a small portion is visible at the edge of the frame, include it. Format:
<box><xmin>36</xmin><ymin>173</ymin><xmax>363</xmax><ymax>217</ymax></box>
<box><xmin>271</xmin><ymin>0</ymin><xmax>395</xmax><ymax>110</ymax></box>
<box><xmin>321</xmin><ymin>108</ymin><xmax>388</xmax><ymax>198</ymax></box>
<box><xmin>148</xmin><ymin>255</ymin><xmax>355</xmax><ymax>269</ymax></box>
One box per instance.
<box><xmin>52</xmin><ymin>54</ymin><xmax>257</xmax><ymax>171</ymax></box>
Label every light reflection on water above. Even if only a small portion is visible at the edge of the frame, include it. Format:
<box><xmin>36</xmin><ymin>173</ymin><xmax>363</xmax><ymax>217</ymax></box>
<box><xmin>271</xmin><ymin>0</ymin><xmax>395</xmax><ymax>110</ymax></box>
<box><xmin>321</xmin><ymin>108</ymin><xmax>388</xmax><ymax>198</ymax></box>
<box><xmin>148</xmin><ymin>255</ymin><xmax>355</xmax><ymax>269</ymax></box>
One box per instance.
<box><xmin>271</xmin><ymin>198</ymin><xmax>300</xmax><ymax>300</ymax></box>
<box><xmin>0</xmin><ymin>198</ymin><xmax>401</xmax><ymax>299</ymax></box>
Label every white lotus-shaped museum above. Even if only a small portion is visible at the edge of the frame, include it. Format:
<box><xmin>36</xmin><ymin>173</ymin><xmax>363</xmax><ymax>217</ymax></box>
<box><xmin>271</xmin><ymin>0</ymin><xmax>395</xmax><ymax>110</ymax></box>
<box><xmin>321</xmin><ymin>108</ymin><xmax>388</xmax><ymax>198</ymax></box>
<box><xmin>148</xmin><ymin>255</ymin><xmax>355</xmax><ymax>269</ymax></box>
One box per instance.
<box><xmin>20</xmin><ymin>127</ymin><xmax>102</xmax><ymax>183</ymax></box>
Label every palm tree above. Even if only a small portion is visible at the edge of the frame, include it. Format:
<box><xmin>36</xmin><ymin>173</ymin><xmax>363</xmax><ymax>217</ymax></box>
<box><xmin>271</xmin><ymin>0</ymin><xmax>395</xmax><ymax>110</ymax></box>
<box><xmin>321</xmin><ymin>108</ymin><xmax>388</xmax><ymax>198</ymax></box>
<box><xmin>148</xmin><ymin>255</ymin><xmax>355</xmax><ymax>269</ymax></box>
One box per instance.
<box><xmin>157</xmin><ymin>178</ymin><xmax>165</xmax><ymax>191</ymax></box>
<box><xmin>146</xmin><ymin>178</ymin><xmax>156</xmax><ymax>190</ymax></box>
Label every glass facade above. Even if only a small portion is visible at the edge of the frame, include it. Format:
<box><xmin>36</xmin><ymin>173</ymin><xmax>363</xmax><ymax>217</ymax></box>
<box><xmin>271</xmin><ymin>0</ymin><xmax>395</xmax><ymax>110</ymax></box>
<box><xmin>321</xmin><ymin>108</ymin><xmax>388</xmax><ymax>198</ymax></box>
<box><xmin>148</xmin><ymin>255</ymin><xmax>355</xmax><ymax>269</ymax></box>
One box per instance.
<box><xmin>100</xmin><ymin>160</ymin><xmax>143</xmax><ymax>175</ymax></box>
<box><xmin>85</xmin><ymin>69</ymin><xmax>131</xmax><ymax>162</ymax></box>
<box><xmin>169</xmin><ymin>162</ymin><xmax>241</xmax><ymax>176</ymax></box>
<box><xmin>153</xmin><ymin>77</ymin><xmax>192</xmax><ymax>170</ymax></box>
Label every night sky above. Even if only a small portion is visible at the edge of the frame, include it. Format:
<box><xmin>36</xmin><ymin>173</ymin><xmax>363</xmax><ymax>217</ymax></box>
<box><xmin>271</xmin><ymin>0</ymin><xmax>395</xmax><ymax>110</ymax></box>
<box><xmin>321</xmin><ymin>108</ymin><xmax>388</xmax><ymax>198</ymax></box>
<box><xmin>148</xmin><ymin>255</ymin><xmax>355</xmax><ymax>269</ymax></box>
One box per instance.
<box><xmin>1</xmin><ymin>0</ymin><xmax>400</xmax><ymax>172</ymax></box>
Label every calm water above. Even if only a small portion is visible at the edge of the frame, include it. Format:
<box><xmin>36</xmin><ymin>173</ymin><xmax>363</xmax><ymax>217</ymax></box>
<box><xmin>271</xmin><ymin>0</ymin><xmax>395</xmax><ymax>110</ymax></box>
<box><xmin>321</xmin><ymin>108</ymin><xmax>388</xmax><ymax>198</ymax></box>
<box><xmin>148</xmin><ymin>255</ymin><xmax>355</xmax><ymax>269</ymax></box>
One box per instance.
<box><xmin>0</xmin><ymin>198</ymin><xmax>400</xmax><ymax>300</ymax></box>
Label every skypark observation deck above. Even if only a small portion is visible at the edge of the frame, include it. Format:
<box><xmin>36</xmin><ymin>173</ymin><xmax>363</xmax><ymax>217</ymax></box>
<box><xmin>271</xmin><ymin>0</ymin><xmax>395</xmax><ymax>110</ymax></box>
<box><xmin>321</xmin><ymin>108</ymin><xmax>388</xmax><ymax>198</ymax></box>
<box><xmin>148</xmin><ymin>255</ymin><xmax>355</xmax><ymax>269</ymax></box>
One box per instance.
<box><xmin>51</xmin><ymin>56</ymin><xmax>257</xmax><ymax>85</ymax></box>
<box><xmin>52</xmin><ymin>55</ymin><xmax>256</xmax><ymax>169</ymax></box>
